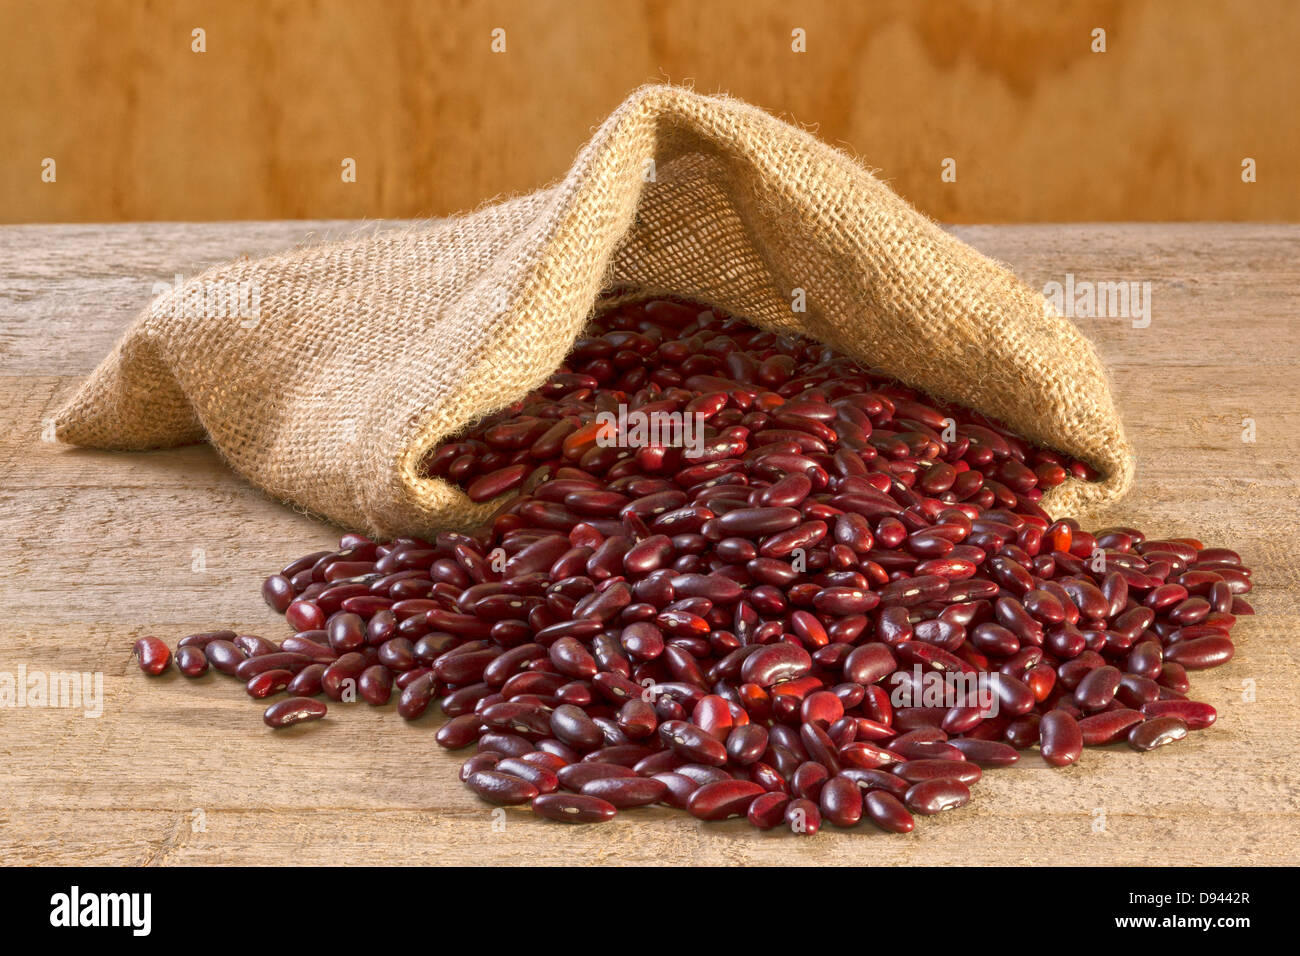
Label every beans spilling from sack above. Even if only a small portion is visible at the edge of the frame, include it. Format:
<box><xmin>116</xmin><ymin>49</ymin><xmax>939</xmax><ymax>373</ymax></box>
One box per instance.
<box><xmin>134</xmin><ymin>299</ymin><xmax>1251</xmax><ymax>834</ymax></box>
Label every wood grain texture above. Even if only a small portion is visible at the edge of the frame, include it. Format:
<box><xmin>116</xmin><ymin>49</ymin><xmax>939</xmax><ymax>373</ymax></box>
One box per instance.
<box><xmin>1</xmin><ymin>0</ymin><xmax>1297</xmax><ymax>225</ymax></box>
<box><xmin>1</xmin><ymin>222</ymin><xmax>1297</xmax><ymax>865</ymax></box>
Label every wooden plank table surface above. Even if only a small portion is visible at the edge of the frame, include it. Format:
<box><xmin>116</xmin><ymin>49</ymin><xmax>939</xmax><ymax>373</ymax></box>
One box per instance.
<box><xmin>2</xmin><ymin>221</ymin><xmax>1297</xmax><ymax>866</ymax></box>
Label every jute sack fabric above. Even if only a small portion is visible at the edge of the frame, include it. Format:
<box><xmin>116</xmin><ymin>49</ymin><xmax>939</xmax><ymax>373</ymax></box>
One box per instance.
<box><xmin>56</xmin><ymin>85</ymin><xmax>1135</xmax><ymax>537</ymax></box>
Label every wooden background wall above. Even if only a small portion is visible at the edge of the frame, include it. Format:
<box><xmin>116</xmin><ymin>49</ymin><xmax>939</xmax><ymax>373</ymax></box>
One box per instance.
<box><xmin>1</xmin><ymin>0</ymin><xmax>1295</xmax><ymax>224</ymax></box>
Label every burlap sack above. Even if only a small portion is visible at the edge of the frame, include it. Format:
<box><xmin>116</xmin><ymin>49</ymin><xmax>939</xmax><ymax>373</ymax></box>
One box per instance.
<box><xmin>57</xmin><ymin>85</ymin><xmax>1135</xmax><ymax>538</ymax></box>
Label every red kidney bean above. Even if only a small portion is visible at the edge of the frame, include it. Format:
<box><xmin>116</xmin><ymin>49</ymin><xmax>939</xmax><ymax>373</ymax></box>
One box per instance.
<box><xmin>991</xmin><ymin>673</ymin><xmax>1036</xmax><ymax>716</ymax></box>
<box><xmin>840</xmin><ymin>741</ymin><xmax>897</xmax><ymax>770</ymax></box>
<box><xmin>1070</xmin><ymin>712</ymin><xmax>1138</xmax><ymax>750</ymax></box>
<box><xmin>396</xmin><ymin>666</ymin><xmax>433</xmax><ymax>690</ymax></box>
<box><xmin>651</xmin><ymin>772</ymin><xmax>699</xmax><ymax>809</ymax></box>
<box><xmin>377</xmin><ymin>637</ymin><xmax>417</xmax><ymax>672</ymax></box>
<box><xmin>724</xmin><ymin>723</ymin><xmax>768</xmax><ymax>766</ymax></box>
<box><xmin>321</xmin><ymin>652</ymin><xmax>367</xmax><ymax>701</ymax></box>
<box><xmin>617</xmin><ymin>698</ymin><xmax>658</xmax><ymax>739</ymax></box>
<box><xmin>481</xmin><ymin>701</ymin><xmax>551</xmax><ymax>737</ymax></box>
<box><xmin>864</xmin><ymin>790</ymin><xmax>915</xmax><ymax>833</ymax></box>
<box><xmin>246</xmin><ymin>669</ymin><xmax>293</xmax><ymax>698</ymax></box>
<box><xmin>467</xmin><ymin>770</ymin><xmax>540</xmax><ymax>805</ymax></box>
<box><xmin>903</xmin><ymin>779</ymin><xmax>970</xmax><ymax>815</ymax></box>
<box><xmin>580</xmin><ymin>775</ymin><xmax>668</xmax><ymax>807</ymax></box>
<box><xmin>1039</xmin><ymin>710</ymin><xmax>1083</xmax><ymax>767</ymax></box>
<box><xmin>263</xmin><ymin>697</ymin><xmax>327</xmax><ymax>728</ymax></box>
<box><xmin>797</xmin><ymin>721</ymin><xmax>840</xmax><ymax>771</ymax></box>
<box><xmin>282</xmin><ymin>634</ymin><xmax>339</xmax><ymax>663</ymax></box>
<box><xmin>357</xmin><ymin>665</ymin><xmax>393</xmax><ymax>705</ymax></box>
<box><xmin>970</xmin><ymin>622</ymin><xmax>1019</xmax><ymax>657</ymax></box>
<box><xmin>460</xmin><ymin>753</ymin><xmax>500</xmax><ymax>781</ymax></box>
<box><xmin>1003</xmin><ymin>713</ymin><xmax>1041</xmax><ymax>749</ymax></box>
<box><xmin>894</xmin><ymin>759</ymin><xmax>982</xmax><ymax>786</ymax></box>
<box><xmin>791</xmin><ymin>761</ymin><xmax>830</xmax><ymax>801</ymax></box>
<box><xmin>397</xmin><ymin>672</ymin><xmax>436</xmax><ymax>720</ymax></box>
<box><xmin>495</xmin><ymin>758</ymin><xmax>560</xmax><ymax>794</ymax></box>
<box><xmin>879</xmin><ymin>575</ymin><xmax>948</xmax><ymax>606</ymax></box>
<box><xmin>433</xmin><ymin>647</ymin><xmax>497</xmax><ymax>684</ymax></box>
<box><xmin>800</xmin><ymin>690</ymin><xmax>844</xmax><ymax>728</ymax></box>
<box><xmin>286</xmin><ymin>601</ymin><xmax>326</xmax><ymax>632</ymax></box>
<box><xmin>686</xmin><ymin>780</ymin><xmax>765</xmax><ymax>820</ymax></box>
<box><xmin>177</xmin><ymin>629</ymin><xmax>237</xmax><ymax>649</ymax></box>
<box><xmin>550</xmin><ymin>703</ymin><xmax>604</xmax><ymax>751</ymax></box>
<box><xmin>285</xmin><ymin>663</ymin><xmax>326</xmax><ymax>696</ymax></box>
<box><xmin>1126</xmin><ymin>641</ymin><xmax>1163</xmax><ymax>680</ymax></box>
<box><xmin>133</xmin><ymin>636</ymin><xmax>172</xmax><ymax>675</ymax></box>
<box><xmin>236</xmin><ymin>652</ymin><xmax>313</xmax><ymax>681</ymax></box>
<box><xmin>1157</xmin><ymin>661</ymin><xmax>1191</xmax><ymax>695</ymax></box>
<box><xmin>717</xmin><ymin>507</ymin><xmax>802</xmax><ymax>536</ymax></box>
<box><xmin>482</xmin><ymin>643</ymin><xmax>545</xmax><ymax>686</ymax></box>
<box><xmin>175</xmin><ymin>645</ymin><xmax>209</xmax><ymax>677</ymax></box>
<box><xmin>204</xmin><ymin>639</ymin><xmax>246</xmax><ymax>676</ymax></box>
<box><xmin>436</xmin><ymin>714</ymin><xmax>484</xmax><ymax>749</ymax></box>
<box><xmin>947</xmin><ymin>738</ymin><xmax>1019</xmax><ymax>767</ymax></box>
<box><xmin>747</xmin><ymin>791</ymin><xmax>791</xmax><ymax>829</ymax></box>
<box><xmin>1140</xmin><ymin>699</ymin><xmax>1216</xmax><ymax>730</ymax></box>
<box><xmin>556</xmin><ymin>762</ymin><xmax>634</xmax><ymax>790</ymax></box>
<box><xmin>660</xmin><ymin>720</ymin><xmax>728</xmax><ymax>766</ymax></box>
<box><xmin>262</xmin><ymin>574</ymin><xmax>295</xmax><ymax>612</ymax></box>
<box><xmin>481</xmin><ymin>732</ymin><xmax>536</xmax><ymax>758</ymax></box>
<box><xmin>784</xmin><ymin>797</ymin><xmax>822</xmax><ymax>835</ymax></box>
<box><xmin>467</xmin><ymin>464</ymin><xmax>530</xmax><ymax>502</ymax></box>
<box><xmin>1128</xmin><ymin>716</ymin><xmax>1188</xmax><ymax>752</ymax></box>
<box><xmin>818</xmin><ymin>775</ymin><xmax>863</xmax><ymax>827</ymax></box>
<box><xmin>234</xmin><ymin>634</ymin><xmax>279</xmax><ymax>658</ymax></box>
<box><xmin>531</xmin><ymin>793</ymin><xmax>617</xmax><ymax>823</ymax></box>
<box><xmin>549</xmin><ymin>636</ymin><xmax>599</xmax><ymax>678</ymax></box>
<box><xmin>1073</xmin><ymin>664</ymin><xmax>1122</xmax><ymax>712</ymax></box>
<box><xmin>1116</xmin><ymin>673</ymin><xmax>1160</xmax><ymax>708</ymax></box>
<box><xmin>1164</xmin><ymin>635</ymin><xmax>1234</xmax><ymax>670</ymax></box>
<box><xmin>327</xmin><ymin>613</ymin><xmax>366</xmax><ymax>652</ymax></box>
<box><xmin>740</xmin><ymin>643</ymin><xmax>812</xmax><ymax>687</ymax></box>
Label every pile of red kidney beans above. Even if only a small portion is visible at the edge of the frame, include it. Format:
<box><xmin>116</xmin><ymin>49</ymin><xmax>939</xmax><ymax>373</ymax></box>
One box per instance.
<box><xmin>134</xmin><ymin>298</ymin><xmax>1252</xmax><ymax>835</ymax></box>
